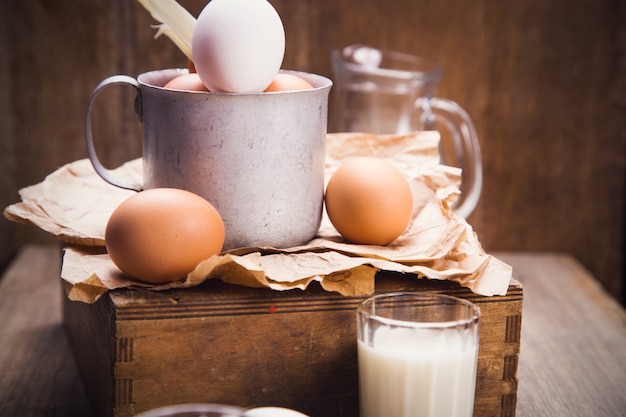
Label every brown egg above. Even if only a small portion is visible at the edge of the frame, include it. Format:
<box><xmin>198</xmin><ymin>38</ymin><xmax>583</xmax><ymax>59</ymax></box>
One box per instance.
<box><xmin>325</xmin><ymin>157</ymin><xmax>413</xmax><ymax>245</ymax></box>
<box><xmin>163</xmin><ymin>73</ymin><xmax>209</xmax><ymax>92</ymax></box>
<box><xmin>105</xmin><ymin>188</ymin><xmax>224</xmax><ymax>284</ymax></box>
<box><xmin>264</xmin><ymin>73</ymin><xmax>314</xmax><ymax>92</ymax></box>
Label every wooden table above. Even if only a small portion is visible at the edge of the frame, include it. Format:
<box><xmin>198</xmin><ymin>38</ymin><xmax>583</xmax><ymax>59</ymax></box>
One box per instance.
<box><xmin>1</xmin><ymin>245</ymin><xmax>625</xmax><ymax>417</ymax></box>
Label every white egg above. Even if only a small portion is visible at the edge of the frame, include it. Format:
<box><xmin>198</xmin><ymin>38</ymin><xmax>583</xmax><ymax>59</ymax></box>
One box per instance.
<box><xmin>244</xmin><ymin>407</ymin><xmax>310</xmax><ymax>417</ymax></box>
<box><xmin>192</xmin><ymin>0</ymin><xmax>285</xmax><ymax>93</ymax></box>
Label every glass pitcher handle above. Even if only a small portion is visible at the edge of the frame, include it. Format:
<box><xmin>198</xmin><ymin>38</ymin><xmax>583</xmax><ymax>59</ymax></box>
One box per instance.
<box><xmin>415</xmin><ymin>97</ymin><xmax>483</xmax><ymax>219</ymax></box>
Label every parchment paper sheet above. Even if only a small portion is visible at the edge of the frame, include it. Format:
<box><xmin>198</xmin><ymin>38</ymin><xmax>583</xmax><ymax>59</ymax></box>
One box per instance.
<box><xmin>4</xmin><ymin>132</ymin><xmax>512</xmax><ymax>303</ymax></box>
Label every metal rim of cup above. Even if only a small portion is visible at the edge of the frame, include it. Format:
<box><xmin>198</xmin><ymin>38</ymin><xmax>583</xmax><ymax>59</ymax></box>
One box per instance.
<box><xmin>357</xmin><ymin>292</ymin><xmax>480</xmax><ymax>329</ymax></box>
<box><xmin>137</xmin><ymin>68</ymin><xmax>333</xmax><ymax>95</ymax></box>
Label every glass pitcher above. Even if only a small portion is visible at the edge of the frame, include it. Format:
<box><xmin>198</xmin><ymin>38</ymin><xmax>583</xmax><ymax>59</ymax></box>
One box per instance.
<box><xmin>330</xmin><ymin>44</ymin><xmax>482</xmax><ymax>219</ymax></box>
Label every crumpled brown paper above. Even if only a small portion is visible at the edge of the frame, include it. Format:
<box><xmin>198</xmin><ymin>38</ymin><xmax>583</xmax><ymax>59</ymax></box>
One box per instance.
<box><xmin>4</xmin><ymin>132</ymin><xmax>512</xmax><ymax>303</ymax></box>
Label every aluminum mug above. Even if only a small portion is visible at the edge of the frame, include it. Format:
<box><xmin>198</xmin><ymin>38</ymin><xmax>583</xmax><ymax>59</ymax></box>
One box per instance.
<box><xmin>85</xmin><ymin>68</ymin><xmax>332</xmax><ymax>250</ymax></box>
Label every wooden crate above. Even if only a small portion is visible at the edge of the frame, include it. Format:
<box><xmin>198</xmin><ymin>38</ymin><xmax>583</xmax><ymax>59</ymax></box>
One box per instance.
<box><xmin>62</xmin><ymin>272</ymin><xmax>522</xmax><ymax>417</ymax></box>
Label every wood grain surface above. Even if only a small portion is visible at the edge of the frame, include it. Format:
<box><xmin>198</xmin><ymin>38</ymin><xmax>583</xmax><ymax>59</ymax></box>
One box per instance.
<box><xmin>0</xmin><ymin>245</ymin><xmax>92</xmax><ymax>417</ymax></box>
<box><xmin>496</xmin><ymin>251</ymin><xmax>626</xmax><ymax>417</ymax></box>
<box><xmin>1</xmin><ymin>0</ymin><xmax>625</xmax><ymax>303</ymax></box>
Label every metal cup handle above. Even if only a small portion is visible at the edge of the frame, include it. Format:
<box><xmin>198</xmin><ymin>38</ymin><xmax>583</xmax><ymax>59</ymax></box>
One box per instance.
<box><xmin>84</xmin><ymin>75</ymin><xmax>143</xmax><ymax>191</ymax></box>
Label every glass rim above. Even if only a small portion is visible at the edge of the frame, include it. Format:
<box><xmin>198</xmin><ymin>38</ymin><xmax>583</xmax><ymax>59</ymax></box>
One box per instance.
<box><xmin>332</xmin><ymin>44</ymin><xmax>443</xmax><ymax>83</ymax></box>
<box><xmin>357</xmin><ymin>292</ymin><xmax>480</xmax><ymax>329</ymax></box>
<box><xmin>133</xmin><ymin>403</ymin><xmax>247</xmax><ymax>417</ymax></box>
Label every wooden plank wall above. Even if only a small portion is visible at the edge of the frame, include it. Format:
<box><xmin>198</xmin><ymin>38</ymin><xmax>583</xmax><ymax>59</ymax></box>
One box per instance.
<box><xmin>1</xmin><ymin>0</ymin><xmax>625</xmax><ymax>303</ymax></box>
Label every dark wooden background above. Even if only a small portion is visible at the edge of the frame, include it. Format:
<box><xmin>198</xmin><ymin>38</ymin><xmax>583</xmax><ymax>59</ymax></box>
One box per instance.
<box><xmin>1</xmin><ymin>0</ymin><xmax>625</xmax><ymax>303</ymax></box>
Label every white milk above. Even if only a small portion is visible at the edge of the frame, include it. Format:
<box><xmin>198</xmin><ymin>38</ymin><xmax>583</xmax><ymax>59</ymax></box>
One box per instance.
<box><xmin>358</xmin><ymin>326</ymin><xmax>478</xmax><ymax>417</ymax></box>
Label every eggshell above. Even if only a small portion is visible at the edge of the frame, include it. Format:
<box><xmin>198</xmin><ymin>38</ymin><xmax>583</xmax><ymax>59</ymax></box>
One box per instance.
<box><xmin>324</xmin><ymin>157</ymin><xmax>413</xmax><ymax>245</ymax></box>
<box><xmin>105</xmin><ymin>188</ymin><xmax>225</xmax><ymax>284</ymax></box>
<box><xmin>244</xmin><ymin>407</ymin><xmax>310</xmax><ymax>417</ymax></box>
<box><xmin>264</xmin><ymin>73</ymin><xmax>314</xmax><ymax>92</ymax></box>
<box><xmin>192</xmin><ymin>0</ymin><xmax>285</xmax><ymax>92</ymax></box>
<box><xmin>163</xmin><ymin>73</ymin><xmax>209</xmax><ymax>92</ymax></box>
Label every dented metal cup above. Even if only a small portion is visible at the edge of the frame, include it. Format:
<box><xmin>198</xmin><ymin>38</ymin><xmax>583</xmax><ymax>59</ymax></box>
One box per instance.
<box><xmin>86</xmin><ymin>68</ymin><xmax>332</xmax><ymax>250</ymax></box>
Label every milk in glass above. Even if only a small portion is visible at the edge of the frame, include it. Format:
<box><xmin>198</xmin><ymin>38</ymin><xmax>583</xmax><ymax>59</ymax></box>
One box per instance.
<box><xmin>358</xmin><ymin>326</ymin><xmax>478</xmax><ymax>417</ymax></box>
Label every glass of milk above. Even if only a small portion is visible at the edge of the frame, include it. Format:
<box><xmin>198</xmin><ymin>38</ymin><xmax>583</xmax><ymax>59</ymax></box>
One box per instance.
<box><xmin>357</xmin><ymin>293</ymin><xmax>480</xmax><ymax>417</ymax></box>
